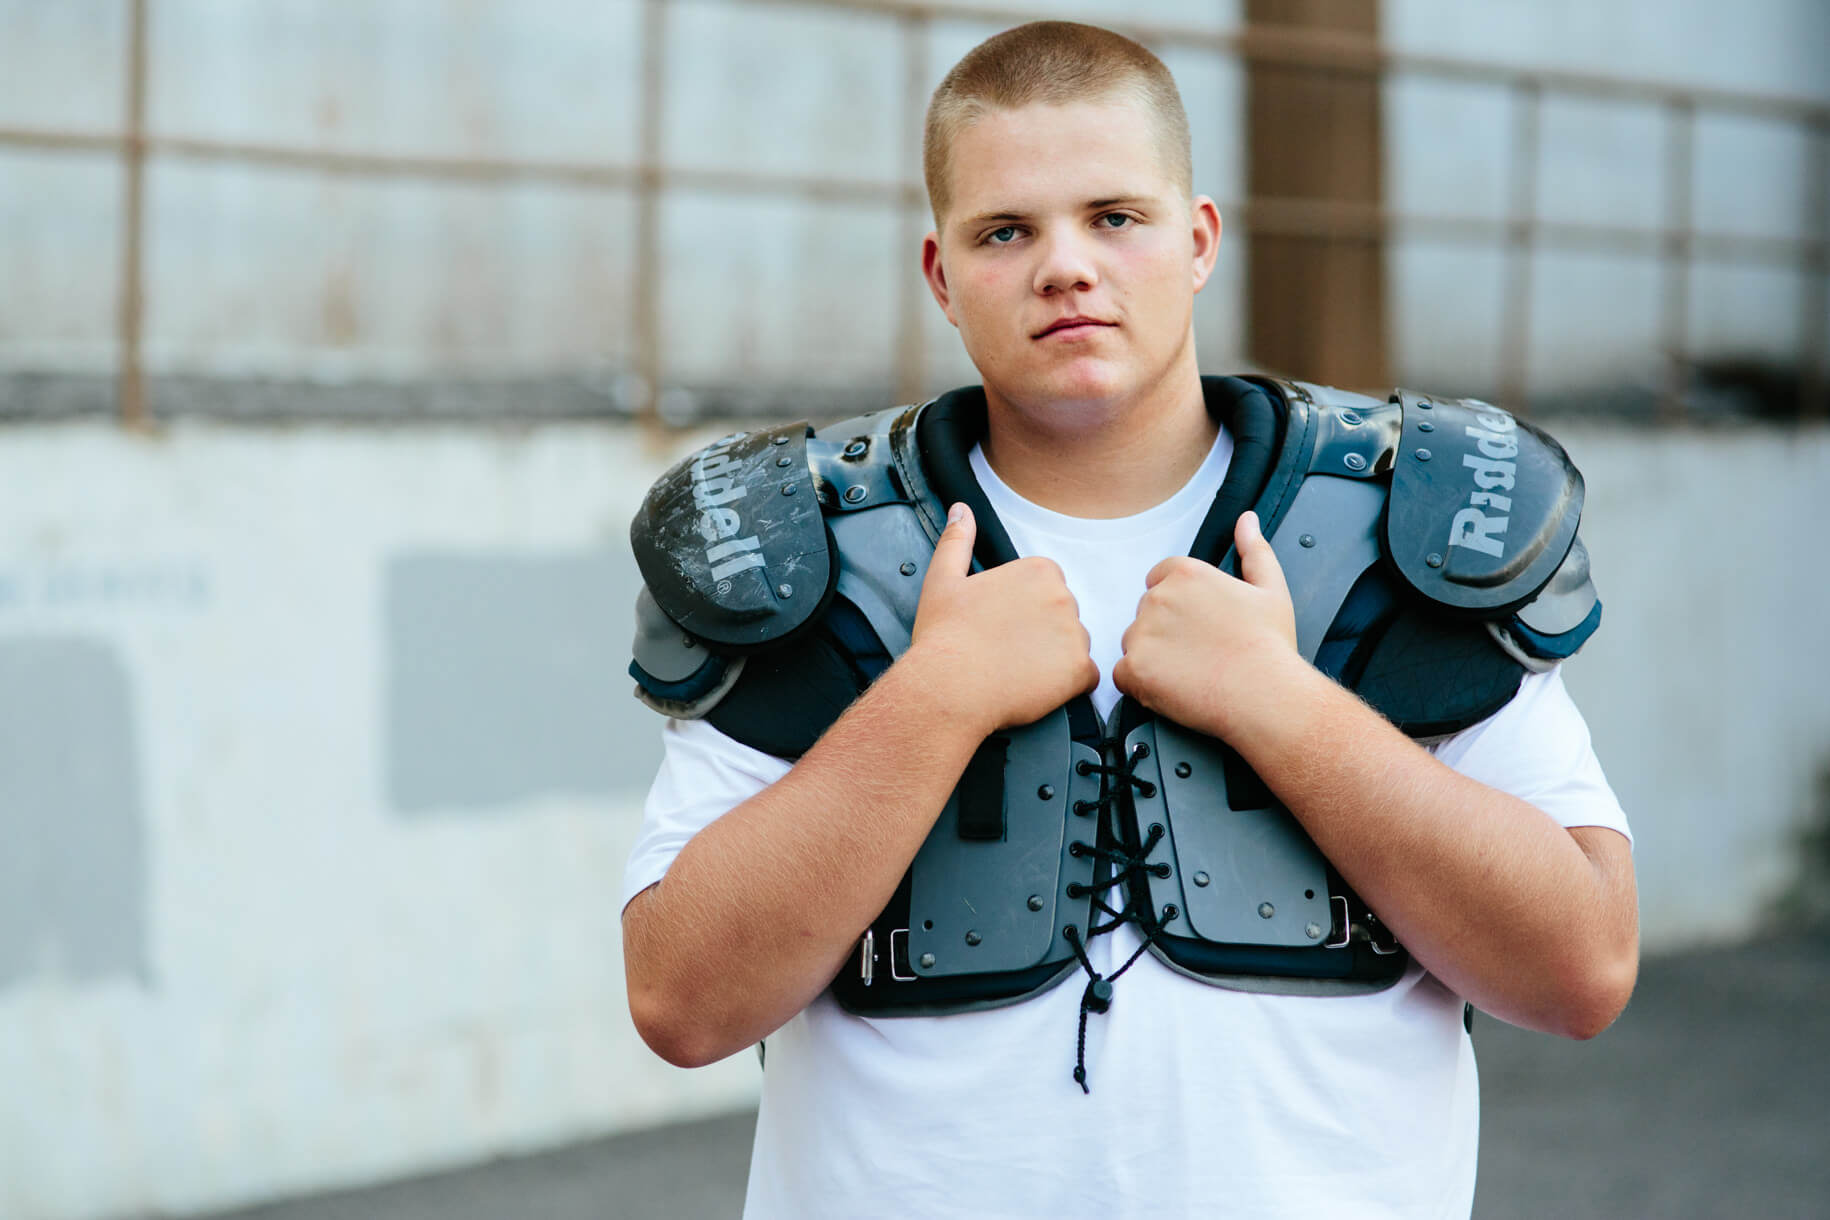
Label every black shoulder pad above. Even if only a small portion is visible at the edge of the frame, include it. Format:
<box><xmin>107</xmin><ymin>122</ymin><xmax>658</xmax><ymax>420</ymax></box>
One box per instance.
<box><xmin>1383</xmin><ymin>392</ymin><xmax>1583</xmax><ymax>616</ymax></box>
<box><xmin>629</xmin><ymin>422</ymin><xmax>839</xmax><ymax>652</ymax></box>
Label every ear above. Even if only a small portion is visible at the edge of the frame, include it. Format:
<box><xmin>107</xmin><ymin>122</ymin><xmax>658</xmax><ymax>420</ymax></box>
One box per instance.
<box><xmin>1189</xmin><ymin>196</ymin><xmax>1221</xmax><ymax>295</ymax></box>
<box><xmin>922</xmin><ymin>231</ymin><xmax>959</xmax><ymax>327</ymax></box>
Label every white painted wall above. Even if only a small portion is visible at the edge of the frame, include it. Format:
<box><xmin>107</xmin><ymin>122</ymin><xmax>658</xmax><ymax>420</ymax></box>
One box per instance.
<box><xmin>0</xmin><ymin>422</ymin><xmax>756</xmax><ymax>1220</ymax></box>
<box><xmin>0</xmin><ymin>417</ymin><xmax>1825</xmax><ymax>1219</ymax></box>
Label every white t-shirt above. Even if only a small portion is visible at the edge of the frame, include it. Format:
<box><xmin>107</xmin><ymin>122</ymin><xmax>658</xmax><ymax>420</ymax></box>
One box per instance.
<box><xmin>622</xmin><ymin>425</ymin><xmax>1631</xmax><ymax>1220</ymax></box>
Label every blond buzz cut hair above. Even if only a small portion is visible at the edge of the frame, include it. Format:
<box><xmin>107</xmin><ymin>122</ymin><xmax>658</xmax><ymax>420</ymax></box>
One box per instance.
<box><xmin>923</xmin><ymin>21</ymin><xmax>1193</xmax><ymax>224</ymax></box>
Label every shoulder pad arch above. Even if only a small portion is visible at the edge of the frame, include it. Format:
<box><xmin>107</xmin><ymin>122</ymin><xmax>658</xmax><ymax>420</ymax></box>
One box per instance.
<box><xmin>629</xmin><ymin>421</ymin><xmax>838</xmax><ymax>652</ymax></box>
<box><xmin>1383</xmin><ymin>391</ymin><xmax>1583</xmax><ymax>616</ymax></box>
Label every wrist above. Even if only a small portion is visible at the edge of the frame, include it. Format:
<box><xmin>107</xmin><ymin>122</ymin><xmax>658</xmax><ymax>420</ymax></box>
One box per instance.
<box><xmin>1207</xmin><ymin>649</ymin><xmax>1336</xmax><ymax>753</ymax></box>
<box><xmin>887</xmin><ymin>640</ymin><xmax>999</xmax><ymax>746</ymax></box>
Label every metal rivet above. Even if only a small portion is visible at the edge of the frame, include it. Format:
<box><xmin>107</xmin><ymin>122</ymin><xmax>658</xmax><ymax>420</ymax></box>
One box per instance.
<box><xmin>1417</xmin><ymin>420</ymin><xmax>1435</xmax><ymax>433</ymax></box>
<box><xmin>1340</xmin><ymin>410</ymin><xmax>1362</xmax><ymax>425</ymax></box>
<box><xmin>1192</xmin><ymin>870</ymin><xmax>1210</xmax><ymax>887</ymax></box>
<box><xmin>775</xmin><ymin>455</ymin><xmax>792</xmax><ymax>467</ymax></box>
<box><xmin>1298</xmin><ymin>533</ymin><xmax>1316</xmax><ymax>548</ymax></box>
<box><xmin>899</xmin><ymin>561</ymin><xmax>917</xmax><ymax>576</ymax></box>
<box><xmin>964</xmin><ymin>930</ymin><xmax>981</xmax><ymax>946</ymax></box>
<box><xmin>1343</xmin><ymin>452</ymin><xmax>1368</xmax><ymax>472</ymax></box>
<box><xmin>1415</xmin><ymin>448</ymin><xmax>1433</xmax><ymax>462</ymax></box>
<box><xmin>1174</xmin><ymin>762</ymin><xmax>1192</xmax><ymax>778</ymax></box>
<box><xmin>1162</xmin><ymin>905</ymin><xmax>1178</xmax><ymax>920</ymax></box>
<box><xmin>1258</xmin><ymin>902</ymin><xmax>1275</xmax><ymax>919</ymax></box>
<box><xmin>681</xmin><ymin>636</ymin><xmax>697</xmax><ymax>649</ymax></box>
<box><xmin>771</xmin><ymin>435</ymin><xmax>790</xmax><ymax>445</ymax></box>
<box><xmin>1037</xmin><ymin>784</ymin><xmax>1054</xmax><ymax>800</ymax></box>
<box><xmin>1027</xmin><ymin>895</ymin><xmax>1044</xmax><ymax>911</ymax></box>
<box><xmin>1149</xmin><ymin>822</ymin><xmax>1164</xmax><ymax>837</ymax></box>
<box><xmin>843</xmin><ymin>439</ymin><xmax>868</xmax><ymax>457</ymax></box>
<box><xmin>1416</xmin><ymin>399</ymin><xmax>1433</xmax><ymax>410</ymax></box>
<box><xmin>1425</xmin><ymin>552</ymin><xmax>1444</xmax><ymax>568</ymax></box>
<box><xmin>776</xmin><ymin>583</ymin><xmax>794</xmax><ymax>598</ymax></box>
<box><xmin>843</xmin><ymin>485</ymin><xmax>867</xmax><ymax>504</ymax></box>
<box><xmin>1305</xmin><ymin>922</ymin><xmax>1324</xmax><ymax>940</ymax></box>
<box><xmin>918</xmin><ymin>952</ymin><xmax>936</xmax><ymax>969</ymax></box>
<box><xmin>1134</xmin><ymin>743</ymin><xmax>1151</xmax><ymax>759</ymax></box>
<box><xmin>780</xmin><ymin>482</ymin><xmax>797</xmax><ymax>496</ymax></box>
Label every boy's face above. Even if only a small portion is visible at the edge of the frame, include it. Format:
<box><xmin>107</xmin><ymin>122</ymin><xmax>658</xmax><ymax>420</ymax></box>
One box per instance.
<box><xmin>922</xmin><ymin>96</ymin><xmax>1219</xmax><ymax>418</ymax></box>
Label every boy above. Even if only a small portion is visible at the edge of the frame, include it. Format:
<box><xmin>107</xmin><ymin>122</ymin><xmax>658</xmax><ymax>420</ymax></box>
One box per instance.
<box><xmin>623</xmin><ymin>21</ymin><xmax>1636</xmax><ymax>1218</ymax></box>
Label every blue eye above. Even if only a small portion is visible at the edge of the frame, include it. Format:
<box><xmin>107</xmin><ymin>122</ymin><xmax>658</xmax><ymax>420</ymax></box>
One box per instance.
<box><xmin>1100</xmin><ymin>213</ymin><xmax>1133</xmax><ymax>229</ymax></box>
<box><xmin>987</xmin><ymin>226</ymin><xmax>1019</xmax><ymax>244</ymax></box>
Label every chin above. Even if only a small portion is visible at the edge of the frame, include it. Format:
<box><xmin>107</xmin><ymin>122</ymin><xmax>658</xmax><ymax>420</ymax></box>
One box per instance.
<box><xmin>1000</xmin><ymin>359</ymin><xmax>1135</xmax><ymax>412</ymax></box>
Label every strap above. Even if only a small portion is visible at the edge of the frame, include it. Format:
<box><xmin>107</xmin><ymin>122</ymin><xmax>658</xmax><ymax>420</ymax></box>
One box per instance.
<box><xmin>956</xmin><ymin>735</ymin><xmax>1009</xmax><ymax>841</ymax></box>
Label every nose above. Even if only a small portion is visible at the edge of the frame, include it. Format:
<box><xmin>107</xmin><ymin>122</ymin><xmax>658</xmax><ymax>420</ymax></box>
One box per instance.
<box><xmin>1031</xmin><ymin>227</ymin><xmax>1099</xmax><ymax>296</ymax></box>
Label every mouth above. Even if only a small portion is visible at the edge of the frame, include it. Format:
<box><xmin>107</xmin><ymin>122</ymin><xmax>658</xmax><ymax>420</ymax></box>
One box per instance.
<box><xmin>1033</xmin><ymin>317</ymin><xmax>1117</xmax><ymax>340</ymax></box>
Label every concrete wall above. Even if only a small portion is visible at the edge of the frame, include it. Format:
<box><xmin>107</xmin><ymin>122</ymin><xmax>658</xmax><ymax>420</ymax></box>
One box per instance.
<box><xmin>0</xmin><ymin>422</ymin><xmax>755</xmax><ymax>1220</ymax></box>
<box><xmin>1</xmin><ymin>416</ymin><xmax>1826</xmax><ymax>1218</ymax></box>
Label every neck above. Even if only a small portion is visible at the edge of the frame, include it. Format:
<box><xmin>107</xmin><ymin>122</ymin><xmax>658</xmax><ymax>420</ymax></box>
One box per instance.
<box><xmin>979</xmin><ymin>354</ymin><xmax>1217</xmax><ymax>519</ymax></box>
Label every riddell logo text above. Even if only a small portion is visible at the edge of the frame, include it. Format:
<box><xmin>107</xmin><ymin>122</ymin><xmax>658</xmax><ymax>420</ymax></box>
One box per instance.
<box><xmin>1449</xmin><ymin>407</ymin><xmax>1520</xmax><ymax>559</ymax></box>
<box><xmin>691</xmin><ymin>438</ymin><xmax>767</xmax><ymax>581</ymax></box>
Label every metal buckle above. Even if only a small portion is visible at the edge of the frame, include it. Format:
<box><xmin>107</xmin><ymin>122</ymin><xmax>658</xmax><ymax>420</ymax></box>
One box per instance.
<box><xmin>859</xmin><ymin>930</ymin><xmax>874</xmax><ymax>985</ymax></box>
<box><xmin>1324</xmin><ymin>895</ymin><xmax>1351</xmax><ymax>949</ymax></box>
<box><xmin>1365</xmin><ymin>913</ymin><xmax>1401</xmax><ymax>955</ymax></box>
<box><xmin>889</xmin><ymin>928</ymin><xmax>916</xmax><ymax>981</ymax></box>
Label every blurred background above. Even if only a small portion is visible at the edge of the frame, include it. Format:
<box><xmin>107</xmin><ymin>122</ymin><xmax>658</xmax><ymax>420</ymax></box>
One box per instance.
<box><xmin>1</xmin><ymin>1</ymin><xmax>1826</xmax><ymax>1218</ymax></box>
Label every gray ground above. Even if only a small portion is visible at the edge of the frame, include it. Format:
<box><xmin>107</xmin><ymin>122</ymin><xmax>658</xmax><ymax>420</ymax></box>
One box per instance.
<box><xmin>201</xmin><ymin>933</ymin><xmax>1830</xmax><ymax>1220</ymax></box>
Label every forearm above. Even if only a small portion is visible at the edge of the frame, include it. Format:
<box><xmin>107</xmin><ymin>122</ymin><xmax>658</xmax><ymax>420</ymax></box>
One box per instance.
<box><xmin>1228</xmin><ymin>659</ymin><xmax>1638</xmax><ymax>1038</ymax></box>
<box><xmin>624</xmin><ymin>645</ymin><xmax>987</xmax><ymax>1067</ymax></box>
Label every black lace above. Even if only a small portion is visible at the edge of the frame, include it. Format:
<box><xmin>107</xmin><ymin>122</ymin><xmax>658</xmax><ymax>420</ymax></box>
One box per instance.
<box><xmin>1061</xmin><ymin>741</ymin><xmax>1177</xmax><ymax>1093</ymax></box>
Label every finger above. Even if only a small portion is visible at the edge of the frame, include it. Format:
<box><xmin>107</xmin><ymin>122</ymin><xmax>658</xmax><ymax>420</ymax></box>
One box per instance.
<box><xmin>920</xmin><ymin>502</ymin><xmax>977</xmax><ymax>596</ymax></box>
<box><xmin>1235</xmin><ymin>511</ymin><xmax>1290</xmax><ymax>598</ymax></box>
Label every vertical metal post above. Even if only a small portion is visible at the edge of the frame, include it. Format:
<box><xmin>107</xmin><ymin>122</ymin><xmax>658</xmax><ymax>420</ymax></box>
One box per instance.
<box><xmin>893</xmin><ymin>12</ymin><xmax>929</xmax><ymax>406</ymax></box>
<box><xmin>1800</xmin><ymin>118</ymin><xmax>1829</xmax><ymax>420</ymax></box>
<box><xmin>1658</xmin><ymin>99</ymin><xmax>1695</xmax><ymax>423</ymax></box>
<box><xmin>634</xmin><ymin>0</ymin><xmax>667</xmax><ymax>425</ymax></box>
<box><xmin>117</xmin><ymin>0</ymin><xmax>149</xmax><ymax>428</ymax></box>
<box><xmin>1497</xmin><ymin>80</ymin><xmax>1540</xmax><ymax>415</ymax></box>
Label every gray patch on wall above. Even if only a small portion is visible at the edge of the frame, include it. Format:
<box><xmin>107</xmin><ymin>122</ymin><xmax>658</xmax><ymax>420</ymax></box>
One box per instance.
<box><xmin>0</xmin><ymin>637</ymin><xmax>150</xmax><ymax>989</ymax></box>
<box><xmin>387</xmin><ymin>549</ymin><xmax>664</xmax><ymax>812</ymax></box>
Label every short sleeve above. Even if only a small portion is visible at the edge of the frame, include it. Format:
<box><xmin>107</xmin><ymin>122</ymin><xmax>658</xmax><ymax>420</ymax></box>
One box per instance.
<box><xmin>620</xmin><ymin>716</ymin><xmax>796</xmax><ymax>911</ymax></box>
<box><xmin>1428</xmin><ymin>665</ymin><xmax>1632</xmax><ymax>845</ymax></box>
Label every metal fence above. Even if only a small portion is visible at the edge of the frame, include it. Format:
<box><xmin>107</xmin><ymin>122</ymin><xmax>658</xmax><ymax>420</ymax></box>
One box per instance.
<box><xmin>2</xmin><ymin>0</ymin><xmax>1825</xmax><ymax>427</ymax></box>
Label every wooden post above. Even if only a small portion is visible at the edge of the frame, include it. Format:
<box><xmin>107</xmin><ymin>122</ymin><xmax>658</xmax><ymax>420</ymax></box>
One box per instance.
<box><xmin>1244</xmin><ymin>0</ymin><xmax>1389</xmax><ymax>390</ymax></box>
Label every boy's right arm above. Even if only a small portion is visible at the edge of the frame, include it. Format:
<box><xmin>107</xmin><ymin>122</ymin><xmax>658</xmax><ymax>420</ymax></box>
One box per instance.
<box><xmin>622</xmin><ymin>504</ymin><xmax>1097</xmax><ymax>1068</ymax></box>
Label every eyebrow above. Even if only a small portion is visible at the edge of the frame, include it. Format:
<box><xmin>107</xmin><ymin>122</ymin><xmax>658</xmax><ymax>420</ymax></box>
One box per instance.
<box><xmin>958</xmin><ymin>196</ymin><xmax>1154</xmax><ymax>228</ymax></box>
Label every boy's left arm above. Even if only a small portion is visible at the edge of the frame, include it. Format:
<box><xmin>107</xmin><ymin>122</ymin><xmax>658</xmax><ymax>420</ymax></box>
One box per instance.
<box><xmin>1113</xmin><ymin>512</ymin><xmax>1639</xmax><ymax>1039</ymax></box>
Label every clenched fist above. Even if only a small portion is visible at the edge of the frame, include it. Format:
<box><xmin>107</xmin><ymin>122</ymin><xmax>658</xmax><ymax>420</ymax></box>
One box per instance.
<box><xmin>1113</xmin><ymin>511</ymin><xmax>1305</xmax><ymax>741</ymax></box>
<box><xmin>907</xmin><ymin>503</ymin><xmax>1099</xmax><ymax>737</ymax></box>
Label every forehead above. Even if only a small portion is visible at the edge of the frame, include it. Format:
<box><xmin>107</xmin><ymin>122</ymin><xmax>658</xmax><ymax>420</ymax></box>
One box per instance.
<box><xmin>944</xmin><ymin>97</ymin><xmax>1175</xmax><ymax>218</ymax></box>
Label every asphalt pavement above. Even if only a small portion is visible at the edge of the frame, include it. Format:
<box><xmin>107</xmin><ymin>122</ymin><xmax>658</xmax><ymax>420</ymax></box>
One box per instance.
<box><xmin>201</xmin><ymin>933</ymin><xmax>1830</xmax><ymax>1220</ymax></box>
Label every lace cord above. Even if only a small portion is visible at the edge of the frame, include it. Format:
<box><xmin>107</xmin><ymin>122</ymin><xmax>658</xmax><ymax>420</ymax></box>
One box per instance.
<box><xmin>1059</xmin><ymin>742</ymin><xmax>1176</xmax><ymax>1093</ymax></box>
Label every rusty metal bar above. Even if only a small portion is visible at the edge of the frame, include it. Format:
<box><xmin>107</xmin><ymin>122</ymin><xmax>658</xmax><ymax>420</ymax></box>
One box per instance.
<box><xmin>1803</xmin><ymin>119</ymin><xmax>1829</xmax><ymax>420</ymax></box>
<box><xmin>1234</xmin><ymin>199</ymin><xmax>1823</xmax><ymax>265</ymax></box>
<box><xmin>116</xmin><ymin>0</ymin><xmax>148</xmax><ymax>429</ymax></box>
<box><xmin>894</xmin><ymin>11</ymin><xmax>930</xmax><ymax>406</ymax></box>
<box><xmin>633</xmin><ymin>0</ymin><xmax>666</xmax><ymax>428</ymax></box>
<box><xmin>3</xmin><ymin>121</ymin><xmax>1814</xmax><ymax>267</ymax></box>
<box><xmin>1497</xmin><ymin>81</ymin><xmax>1541</xmax><ymax>415</ymax></box>
<box><xmin>1659</xmin><ymin>101</ymin><xmax>1696</xmax><ymax>422</ymax></box>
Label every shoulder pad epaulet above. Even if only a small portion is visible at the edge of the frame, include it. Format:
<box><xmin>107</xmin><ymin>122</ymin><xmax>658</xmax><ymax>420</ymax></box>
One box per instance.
<box><xmin>1383</xmin><ymin>392</ymin><xmax>1583</xmax><ymax>616</ymax></box>
<box><xmin>628</xmin><ymin>421</ymin><xmax>838</xmax><ymax>653</ymax></box>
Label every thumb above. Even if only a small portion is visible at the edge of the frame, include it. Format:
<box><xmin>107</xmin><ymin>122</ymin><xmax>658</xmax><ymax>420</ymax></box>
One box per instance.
<box><xmin>1234</xmin><ymin>511</ymin><xmax>1289</xmax><ymax>598</ymax></box>
<box><xmin>922</xmin><ymin>502</ymin><xmax>977</xmax><ymax>593</ymax></box>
